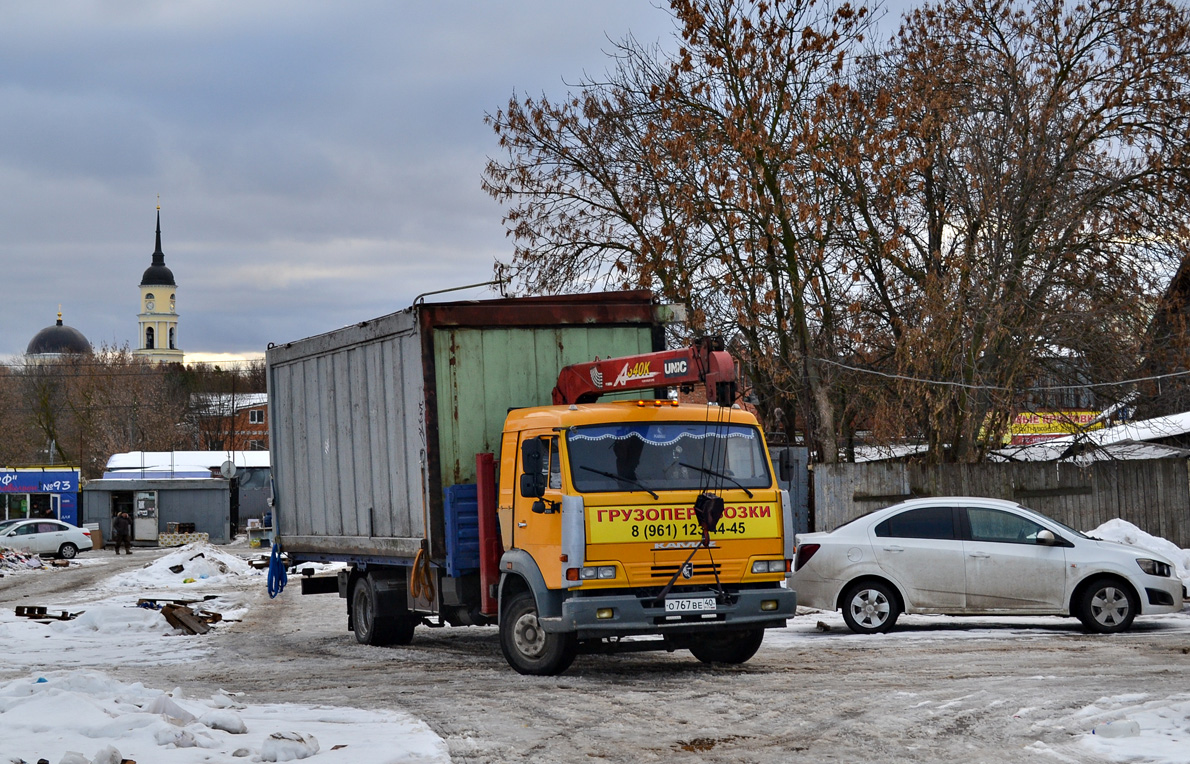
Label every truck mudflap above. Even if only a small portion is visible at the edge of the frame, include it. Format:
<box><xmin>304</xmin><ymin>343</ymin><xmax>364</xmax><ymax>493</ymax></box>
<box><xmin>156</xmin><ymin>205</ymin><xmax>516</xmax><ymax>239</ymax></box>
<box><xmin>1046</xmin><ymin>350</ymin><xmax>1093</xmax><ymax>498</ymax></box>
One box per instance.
<box><xmin>546</xmin><ymin>588</ymin><xmax>797</xmax><ymax>640</ymax></box>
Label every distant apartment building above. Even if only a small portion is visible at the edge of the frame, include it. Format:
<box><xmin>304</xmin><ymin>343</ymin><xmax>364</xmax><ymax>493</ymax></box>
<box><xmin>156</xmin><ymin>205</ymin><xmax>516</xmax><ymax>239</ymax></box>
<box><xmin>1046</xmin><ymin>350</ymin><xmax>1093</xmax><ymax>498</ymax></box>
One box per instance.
<box><xmin>193</xmin><ymin>393</ymin><xmax>269</xmax><ymax>451</ymax></box>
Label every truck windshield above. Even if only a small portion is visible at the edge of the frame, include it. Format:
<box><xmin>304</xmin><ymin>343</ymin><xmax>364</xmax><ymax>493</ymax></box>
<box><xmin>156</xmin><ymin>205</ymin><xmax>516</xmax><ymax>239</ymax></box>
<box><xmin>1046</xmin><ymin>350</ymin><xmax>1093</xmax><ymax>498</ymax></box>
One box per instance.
<box><xmin>566</xmin><ymin>421</ymin><xmax>771</xmax><ymax>494</ymax></box>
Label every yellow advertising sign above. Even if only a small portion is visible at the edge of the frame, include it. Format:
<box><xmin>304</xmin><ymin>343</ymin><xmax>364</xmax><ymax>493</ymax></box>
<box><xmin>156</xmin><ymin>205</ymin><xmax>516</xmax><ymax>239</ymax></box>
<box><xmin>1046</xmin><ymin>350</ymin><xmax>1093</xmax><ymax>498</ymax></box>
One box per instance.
<box><xmin>1010</xmin><ymin>411</ymin><xmax>1104</xmax><ymax>435</ymax></box>
<box><xmin>588</xmin><ymin>503</ymin><xmax>781</xmax><ymax>544</ymax></box>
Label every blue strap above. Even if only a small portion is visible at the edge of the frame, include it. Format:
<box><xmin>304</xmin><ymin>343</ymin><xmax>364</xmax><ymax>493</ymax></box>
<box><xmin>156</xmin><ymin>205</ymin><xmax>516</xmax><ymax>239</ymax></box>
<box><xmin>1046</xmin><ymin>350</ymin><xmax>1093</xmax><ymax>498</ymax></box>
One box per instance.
<box><xmin>267</xmin><ymin>541</ymin><xmax>288</xmax><ymax>599</ymax></box>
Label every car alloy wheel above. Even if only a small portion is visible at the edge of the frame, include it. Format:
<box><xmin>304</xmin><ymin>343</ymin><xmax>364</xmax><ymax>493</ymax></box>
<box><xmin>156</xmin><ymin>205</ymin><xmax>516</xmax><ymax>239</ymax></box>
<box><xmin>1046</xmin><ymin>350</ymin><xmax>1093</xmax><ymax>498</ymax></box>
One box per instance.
<box><xmin>1079</xmin><ymin>577</ymin><xmax>1137</xmax><ymax>633</ymax></box>
<box><xmin>841</xmin><ymin>581</ymin><xmax>901</xmax><ymax>634</ymax></box>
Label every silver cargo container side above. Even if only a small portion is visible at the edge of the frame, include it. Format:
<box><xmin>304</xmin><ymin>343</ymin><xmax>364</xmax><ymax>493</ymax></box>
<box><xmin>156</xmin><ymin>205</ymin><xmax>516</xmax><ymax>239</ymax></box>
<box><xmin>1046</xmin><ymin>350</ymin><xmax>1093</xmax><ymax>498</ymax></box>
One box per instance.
<box><xmin>267</xmin><ymin>309</ymin><xmax>429</xmax><ymax>560</ymax></box>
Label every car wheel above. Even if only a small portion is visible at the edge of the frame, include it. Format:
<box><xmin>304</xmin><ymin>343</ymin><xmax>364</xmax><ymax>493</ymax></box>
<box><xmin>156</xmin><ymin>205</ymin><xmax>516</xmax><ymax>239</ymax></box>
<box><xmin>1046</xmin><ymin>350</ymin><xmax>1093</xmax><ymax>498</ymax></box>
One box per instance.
<box><xmin>688</xmin><ymin>628</ymin><xmax>765</xmax><ymax>664</ymax></box>
<box><xmin>841</xmin><ymin>580</ymin><xmax>901</xmax><ymax>634</ymax></box>
<box><xmin>58</xmin><ymin>543</ymin><xmax>78</xmax><ymax>560</ymax></box>
<box><xmin>499</xmin><ymin>590</ymin><xmax>577</xmax><ymax>676</ymax></box>
<box><xmin>1077</xmin><ymin>577</ymin><xmax>1137</xmax><ymax>633</ymax></box>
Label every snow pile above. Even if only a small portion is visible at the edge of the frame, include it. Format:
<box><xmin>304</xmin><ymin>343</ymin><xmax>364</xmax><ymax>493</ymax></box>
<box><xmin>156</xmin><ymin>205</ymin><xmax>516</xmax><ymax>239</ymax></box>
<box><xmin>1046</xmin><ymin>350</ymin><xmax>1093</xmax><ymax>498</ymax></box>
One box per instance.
<box><xmin>103</xmin><ymin>541</ymin><xmax>258</xmax><ymax>590</ymax></box>
<box><xmin>1087</xmin><ymin>519</ymin><xmax>1190</xmax><ymax>586</ymax></box>
<box><xmin>0</xmin><ymin>671</ymin><xmax>449</xmax><ymax>764</ymax></box>
<box><xmin>1071</xmin><ymin>692</ymin><xmax>1190</xmax><ymax>763</ymax></box>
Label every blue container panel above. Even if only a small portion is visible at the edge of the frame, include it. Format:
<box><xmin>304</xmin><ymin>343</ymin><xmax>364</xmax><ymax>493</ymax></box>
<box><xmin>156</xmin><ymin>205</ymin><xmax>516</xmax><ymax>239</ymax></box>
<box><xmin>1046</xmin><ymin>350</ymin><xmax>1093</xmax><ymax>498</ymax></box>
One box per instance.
<box><xmin>444</xmin><ymin>483</ymin><xmax>480</xmax><ymax>576</ymax></box>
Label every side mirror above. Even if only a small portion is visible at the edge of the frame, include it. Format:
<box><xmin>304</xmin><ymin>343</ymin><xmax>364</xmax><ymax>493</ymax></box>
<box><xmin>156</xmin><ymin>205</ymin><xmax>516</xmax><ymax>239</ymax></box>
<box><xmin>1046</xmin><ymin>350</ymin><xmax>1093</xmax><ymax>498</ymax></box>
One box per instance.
<box><xmin>778</xmin><ymin>450</ymin><xmax>793</xmax><ymax>483</ymax></box>
<box><xmin>519</xmin><ymin>437</ymin><xmax>547</xmax><ymax>499</ymax></box>
<box><xmin>1036</xmin><ymin>529</ymin><xmax>1057</xmax><ymax>546</ymax></box>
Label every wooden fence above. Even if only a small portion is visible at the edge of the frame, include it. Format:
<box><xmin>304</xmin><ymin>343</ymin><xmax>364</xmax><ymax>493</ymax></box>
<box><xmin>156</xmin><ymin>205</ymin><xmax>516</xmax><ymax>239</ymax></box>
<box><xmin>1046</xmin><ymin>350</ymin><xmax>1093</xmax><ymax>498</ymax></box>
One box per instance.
<box><xmin>812</xmin><ymin>460</ymin><xmax>1190</xmax><ymax>548</ymax></box>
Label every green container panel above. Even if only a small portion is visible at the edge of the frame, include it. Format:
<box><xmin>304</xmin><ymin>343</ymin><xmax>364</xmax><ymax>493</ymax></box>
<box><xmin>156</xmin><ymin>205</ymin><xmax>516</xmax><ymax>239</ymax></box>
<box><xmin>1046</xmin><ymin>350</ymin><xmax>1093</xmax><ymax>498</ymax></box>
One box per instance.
<box><xmin>433</xmin><ymin>325</ymin><xmax>657</xmax><ymax>487</ymax></box>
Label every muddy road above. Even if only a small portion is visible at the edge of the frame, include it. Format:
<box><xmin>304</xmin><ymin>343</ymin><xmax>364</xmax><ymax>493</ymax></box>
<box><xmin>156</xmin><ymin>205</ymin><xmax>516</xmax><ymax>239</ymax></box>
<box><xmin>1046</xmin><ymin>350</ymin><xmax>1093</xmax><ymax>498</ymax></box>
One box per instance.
<box><xmin>118</xmin><ymin>572</ymin><xmax>1190</xmax><ymax>764</ymax></box>
<box><xmin>3</xmin><ymin>554</ymin><xmax>1186</xmax><ymax>763</ymax></box>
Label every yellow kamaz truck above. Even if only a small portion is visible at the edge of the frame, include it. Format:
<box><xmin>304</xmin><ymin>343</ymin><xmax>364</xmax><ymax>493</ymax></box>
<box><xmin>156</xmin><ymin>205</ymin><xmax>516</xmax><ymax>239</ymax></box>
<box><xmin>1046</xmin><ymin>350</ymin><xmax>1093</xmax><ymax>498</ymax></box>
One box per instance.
<box><xmin>266</xmin><ymin>291</ymin><xmax>796</xmax><ymax>674</ymax></box>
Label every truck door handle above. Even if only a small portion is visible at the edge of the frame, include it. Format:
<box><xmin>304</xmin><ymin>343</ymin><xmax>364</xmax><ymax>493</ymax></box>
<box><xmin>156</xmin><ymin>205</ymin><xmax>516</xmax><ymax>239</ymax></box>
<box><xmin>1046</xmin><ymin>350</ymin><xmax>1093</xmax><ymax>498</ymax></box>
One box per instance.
<box><xmin>882</xmin><ymin>546</ymin><xmax>904</xmax><ymax>553</ymax></box>
<box><xmin>517</xmin><ymin>522</ymin><xmax>527</xmax><ymax>528</ymax></box>
<box><xmin>968</xmin><ymin>552</ymin><xmax>991</xmax><ymax>558</ymax></box>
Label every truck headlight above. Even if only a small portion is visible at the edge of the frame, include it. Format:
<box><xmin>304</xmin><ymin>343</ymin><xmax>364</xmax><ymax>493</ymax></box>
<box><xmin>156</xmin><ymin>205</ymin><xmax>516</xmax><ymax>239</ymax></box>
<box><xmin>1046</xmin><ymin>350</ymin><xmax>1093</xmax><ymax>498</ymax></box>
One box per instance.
<box><xmin>580</xmin><ymin>565</ymin><xmax>616</xmax><ymax>580</ymax></box>
<box><xmin>1136</xmin><ymin>558</ymin><xmax>1172</xmax><ymax>578</ymax></box>
<box><xmin>751</xmin><ymin>559</ymin><xmax>786</xmax><ymax>574</ymax></box>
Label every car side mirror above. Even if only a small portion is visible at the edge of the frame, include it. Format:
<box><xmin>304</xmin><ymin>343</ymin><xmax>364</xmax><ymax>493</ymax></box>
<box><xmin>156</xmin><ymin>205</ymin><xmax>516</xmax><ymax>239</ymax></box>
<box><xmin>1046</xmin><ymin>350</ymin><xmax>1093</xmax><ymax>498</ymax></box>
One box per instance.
<box><xmin>1036</xmin><ymin>529</ymin><xmax>1057</xmax><ymax>546</ymax></box>
<box><xmin>519</xmin><ymin>437</ymin><xmax>547</xmax><ymax>499</ymax></box>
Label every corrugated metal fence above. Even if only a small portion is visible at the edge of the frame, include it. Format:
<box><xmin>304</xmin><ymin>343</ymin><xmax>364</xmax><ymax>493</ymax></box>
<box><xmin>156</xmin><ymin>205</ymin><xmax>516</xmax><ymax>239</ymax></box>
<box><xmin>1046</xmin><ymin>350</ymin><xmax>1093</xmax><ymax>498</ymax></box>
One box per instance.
<box><xmin>812</xmin><ymin>460</ymin><xmax>1190</xmax><ymax>548</ymax></box>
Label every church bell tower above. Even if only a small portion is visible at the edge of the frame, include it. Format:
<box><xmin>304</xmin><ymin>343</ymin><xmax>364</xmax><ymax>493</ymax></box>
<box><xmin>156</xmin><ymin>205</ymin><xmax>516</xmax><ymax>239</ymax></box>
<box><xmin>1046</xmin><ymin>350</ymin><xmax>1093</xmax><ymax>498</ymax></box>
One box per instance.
<box><xmin>134</xmin><ymin>205</ymin><xmax>184</xmax><ymax>364</ymax></box>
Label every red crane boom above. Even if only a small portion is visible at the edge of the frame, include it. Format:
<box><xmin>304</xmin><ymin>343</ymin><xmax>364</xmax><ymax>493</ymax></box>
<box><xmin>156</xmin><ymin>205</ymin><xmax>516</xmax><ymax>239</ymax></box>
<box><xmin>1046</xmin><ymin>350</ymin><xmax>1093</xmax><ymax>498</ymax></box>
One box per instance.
<box><xmin>551</xmin><ymin>338</ymin><xmax>737</xmax><ymax>405</ymax></box>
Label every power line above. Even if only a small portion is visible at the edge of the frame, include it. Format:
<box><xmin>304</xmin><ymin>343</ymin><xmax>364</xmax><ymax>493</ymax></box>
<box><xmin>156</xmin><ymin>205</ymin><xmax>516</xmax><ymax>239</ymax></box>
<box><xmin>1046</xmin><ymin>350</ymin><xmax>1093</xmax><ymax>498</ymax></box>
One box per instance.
<box><xmin>814</xmin><ymin>357</ymin><xmax>1190</xmax><ymax>392</ymax></box>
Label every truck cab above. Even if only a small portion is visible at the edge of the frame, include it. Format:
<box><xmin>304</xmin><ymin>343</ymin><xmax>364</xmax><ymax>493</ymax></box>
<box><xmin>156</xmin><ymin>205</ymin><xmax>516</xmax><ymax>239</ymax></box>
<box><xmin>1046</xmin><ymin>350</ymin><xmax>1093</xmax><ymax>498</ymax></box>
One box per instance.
<box><xmin>496</xmin><ymin>400</ymin><xmax>796</xmax><ymax>674</ymax></box>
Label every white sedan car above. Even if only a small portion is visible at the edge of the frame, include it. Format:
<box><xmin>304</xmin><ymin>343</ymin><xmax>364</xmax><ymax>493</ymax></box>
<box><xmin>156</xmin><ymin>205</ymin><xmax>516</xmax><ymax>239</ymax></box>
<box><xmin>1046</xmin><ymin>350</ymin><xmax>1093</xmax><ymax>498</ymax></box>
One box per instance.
<box><xmin>793</xmin><ymin>497</ymin><xmax>1184</xmax><ymax>634</ymax></box>
<box><xmin>0</xmin><ymin>518</ymin><xmax>93</xmax><ymax>559</ymax></box>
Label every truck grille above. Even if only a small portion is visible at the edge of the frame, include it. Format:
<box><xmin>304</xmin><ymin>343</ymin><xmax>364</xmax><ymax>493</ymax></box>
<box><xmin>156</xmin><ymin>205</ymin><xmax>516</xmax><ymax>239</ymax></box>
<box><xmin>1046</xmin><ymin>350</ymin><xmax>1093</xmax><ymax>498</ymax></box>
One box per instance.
<box><xmin>650</xmin><ymin>563</ymin><xmax>721</xmax><ymax>579</ymax></box>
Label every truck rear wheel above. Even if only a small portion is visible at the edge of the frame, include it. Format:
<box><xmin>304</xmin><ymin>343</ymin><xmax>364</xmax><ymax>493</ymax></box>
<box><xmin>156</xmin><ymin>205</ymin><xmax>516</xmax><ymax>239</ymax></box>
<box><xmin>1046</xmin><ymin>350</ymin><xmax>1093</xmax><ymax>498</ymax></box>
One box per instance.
<box><xmin>499</xmin><ymin>591</ymin><xmax>577</xmax><ymax>676</ymax></box>
<box><xmin>352</xmin><ymin>575</ymin><xmax>415</xmax><ymax>646</ymax></box>
<box><xmin>687</xmin><ymin>628</ymin><xmax>765</xmax><ymax>665</ymax></box>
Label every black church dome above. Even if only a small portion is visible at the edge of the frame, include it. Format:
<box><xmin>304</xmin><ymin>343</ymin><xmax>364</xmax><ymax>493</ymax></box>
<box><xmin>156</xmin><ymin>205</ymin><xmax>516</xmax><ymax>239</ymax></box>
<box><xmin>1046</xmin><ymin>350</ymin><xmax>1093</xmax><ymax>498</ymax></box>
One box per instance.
<box><xmin>141</xmin><ymin>261</ymin><xmax>175</xmax><ymax>286</ymax></box>
<box><xmin>27</xmin><ymin>314</ymin><xmax>92</xmax><ymax>355</ymax></box>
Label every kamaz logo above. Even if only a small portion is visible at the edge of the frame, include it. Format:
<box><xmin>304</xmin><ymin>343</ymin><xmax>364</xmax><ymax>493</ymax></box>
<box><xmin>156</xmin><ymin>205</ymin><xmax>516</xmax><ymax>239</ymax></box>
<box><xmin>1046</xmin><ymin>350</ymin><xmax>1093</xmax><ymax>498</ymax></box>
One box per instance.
<box><xmin>664</xmin><ymin>359</ymin><xmax>688</xmax><ymax>377</ymax></box>
<box><xmin>590</xmin><ymin>367</ymin><xmax>604</xmax><ymax>388</ymax></box>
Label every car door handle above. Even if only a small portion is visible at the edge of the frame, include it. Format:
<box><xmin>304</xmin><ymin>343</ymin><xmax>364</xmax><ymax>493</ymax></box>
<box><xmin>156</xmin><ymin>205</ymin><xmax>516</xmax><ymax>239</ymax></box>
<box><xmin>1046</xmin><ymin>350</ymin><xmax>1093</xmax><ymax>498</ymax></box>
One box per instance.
<box><xmin>882</xmin><ymin>546</ymin><xmax>904</xmax><ymax>553</ymax></box>
<box><xmin>968</xmin><ymin>552</ymin><xmax>991</xmax><ymax>558</ymax></box>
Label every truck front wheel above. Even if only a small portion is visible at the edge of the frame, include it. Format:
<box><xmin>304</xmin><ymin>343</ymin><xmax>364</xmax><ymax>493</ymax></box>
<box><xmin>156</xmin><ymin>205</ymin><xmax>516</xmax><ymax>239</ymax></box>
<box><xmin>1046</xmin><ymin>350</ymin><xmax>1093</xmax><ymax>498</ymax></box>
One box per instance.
<box><xmin>352</xmin><ymin>575</ymin><xmax>415</xmax><ymax>646</ymax></box>
<box><xmin>687</xmin><ymin>628</ymin><xmax>765</xmax><ymax>665</ymax></box>
<box><xmin>499</xmin><ymin>591</ymin><xmax>577</xmax><ymax>675</ymax></box>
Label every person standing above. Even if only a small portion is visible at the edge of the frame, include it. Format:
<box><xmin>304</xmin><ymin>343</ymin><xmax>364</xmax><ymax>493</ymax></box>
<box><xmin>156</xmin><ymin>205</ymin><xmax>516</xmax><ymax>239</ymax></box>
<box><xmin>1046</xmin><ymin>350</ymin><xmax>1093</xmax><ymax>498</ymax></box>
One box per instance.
<box><xmin>113</xmin><ymin>511</ymin><xmax>132</xmax><ymax>554</ymax></box>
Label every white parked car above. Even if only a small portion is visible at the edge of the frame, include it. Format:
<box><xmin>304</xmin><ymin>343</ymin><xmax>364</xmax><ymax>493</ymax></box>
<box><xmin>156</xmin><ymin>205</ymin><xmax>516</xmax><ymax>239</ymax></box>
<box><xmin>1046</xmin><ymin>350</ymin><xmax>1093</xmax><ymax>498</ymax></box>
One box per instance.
<box><xmin>0</xmin><ymin>518</ymin><xmax>93</xmax><ymax>559</ymax></box>
<box><xmin>793</xmin><ymin>497</ymin><xmax>1184</xmax><ymax>634</ymax></box>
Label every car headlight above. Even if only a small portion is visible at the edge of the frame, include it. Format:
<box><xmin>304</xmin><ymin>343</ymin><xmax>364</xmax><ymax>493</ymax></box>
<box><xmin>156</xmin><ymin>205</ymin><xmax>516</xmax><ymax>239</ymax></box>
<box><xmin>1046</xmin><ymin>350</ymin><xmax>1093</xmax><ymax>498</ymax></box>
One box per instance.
<box><xmin>1136</xmin><ymin>558</ymin><xmax>1172</xmax><ymax>578</ymax></box>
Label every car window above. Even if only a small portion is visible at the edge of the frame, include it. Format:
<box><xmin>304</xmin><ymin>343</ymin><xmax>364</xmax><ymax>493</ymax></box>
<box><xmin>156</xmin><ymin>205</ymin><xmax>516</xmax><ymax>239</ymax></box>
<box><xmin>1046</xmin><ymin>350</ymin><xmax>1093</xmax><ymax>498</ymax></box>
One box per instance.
<box><xmin>874</xmin><ymin>507</ymin><xmax>956</xmax><ymax>539</ymax></box>
<box><xmin>37</xmin><ymin>523</ymin><xmax>64</xmax><ymax>533</ymax></box>
<box><xmin>966</xmin><ymin>507</ymin><xmax>1047</xmax><ymax>544</ymax></box>
<box><xmin>14</xmin><ymin>524</ymin><xmax>37</xmax><ymax>536</ymax></box>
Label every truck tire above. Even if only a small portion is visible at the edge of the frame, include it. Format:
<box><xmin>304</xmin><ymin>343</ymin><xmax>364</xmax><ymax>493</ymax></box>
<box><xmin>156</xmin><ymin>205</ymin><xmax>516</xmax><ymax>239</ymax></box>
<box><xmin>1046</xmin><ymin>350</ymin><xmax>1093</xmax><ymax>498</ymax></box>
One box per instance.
<box><xmin>687</xmin><ymin>628</ymin><xmax>765</xmax><ymax>665</ymax></box>
<box><xmin>352</xmin><ymin>575</ymin><xmax>415</xmax><ymax>646</ymax></box>
<box><xmin>499</xmin><ymin>590</ymin><xmax>577</xmax><ymax>675</ymax></box>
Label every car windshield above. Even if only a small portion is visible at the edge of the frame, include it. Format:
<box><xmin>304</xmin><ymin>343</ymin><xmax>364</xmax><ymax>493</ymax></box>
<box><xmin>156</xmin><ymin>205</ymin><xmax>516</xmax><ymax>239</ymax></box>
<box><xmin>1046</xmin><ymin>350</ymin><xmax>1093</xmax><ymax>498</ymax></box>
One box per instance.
<box><xmin>566</xmin><ymin>421</ymin><xmax>771</xmax><ymax>494</ymax></box>
<box><xmin>1018</xmin><ymin>505</ymin><xmax>1089</xmax><ymax>539</ymax></box>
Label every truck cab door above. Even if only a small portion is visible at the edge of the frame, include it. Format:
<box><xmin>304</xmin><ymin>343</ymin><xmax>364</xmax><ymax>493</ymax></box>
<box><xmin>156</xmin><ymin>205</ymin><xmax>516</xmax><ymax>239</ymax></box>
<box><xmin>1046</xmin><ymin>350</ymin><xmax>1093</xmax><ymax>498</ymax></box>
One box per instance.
<box><xmin>514</xmin><ymin>434</ymin><xmax>565</xmax><ymax>587</ymax></box>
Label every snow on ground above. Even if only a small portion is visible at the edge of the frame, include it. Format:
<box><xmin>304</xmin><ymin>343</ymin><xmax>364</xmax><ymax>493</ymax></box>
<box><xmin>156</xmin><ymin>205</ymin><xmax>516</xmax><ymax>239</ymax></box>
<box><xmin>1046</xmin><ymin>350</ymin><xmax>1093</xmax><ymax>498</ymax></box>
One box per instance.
<box><xmin>0</xmin><ymin>542</ymin><xmax>445</xmax><ymax>763</ymax></box>
<box><xmin>773</xmin><ymin>518</ymin><xmax>1190</xmax><ymax>764</ymax></box>
<box><xmin>0</xmin><ymin>671</ymin><xmax>448</xmax><ymax>764</ymax></box>
<box><xmin>2</xmin><ymin>521</ymin><xmax>1188</xmax><ymax>763</ymax></box>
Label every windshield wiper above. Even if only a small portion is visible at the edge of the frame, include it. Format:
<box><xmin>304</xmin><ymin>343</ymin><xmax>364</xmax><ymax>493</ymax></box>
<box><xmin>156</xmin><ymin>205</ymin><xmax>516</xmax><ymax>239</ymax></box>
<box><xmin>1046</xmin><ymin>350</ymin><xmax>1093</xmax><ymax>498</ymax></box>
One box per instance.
<box><xmin>578</xmin><ymin>465</ymin><xmax>659</xmax><ymax>499</ymax></box>
<box><xmin>679</xmin><ymin>462</ymin><xmax>754</xmax><ymax>498</ymax></box>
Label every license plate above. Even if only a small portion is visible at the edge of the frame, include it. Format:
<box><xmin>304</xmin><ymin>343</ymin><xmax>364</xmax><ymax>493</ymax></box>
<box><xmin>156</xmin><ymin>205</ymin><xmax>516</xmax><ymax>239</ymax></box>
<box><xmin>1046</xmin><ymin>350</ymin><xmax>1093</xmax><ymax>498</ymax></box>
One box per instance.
<box><xmin>665</xmin><ymin>597</ymin><xmax>716</xmax><ymax>613</ymax></box>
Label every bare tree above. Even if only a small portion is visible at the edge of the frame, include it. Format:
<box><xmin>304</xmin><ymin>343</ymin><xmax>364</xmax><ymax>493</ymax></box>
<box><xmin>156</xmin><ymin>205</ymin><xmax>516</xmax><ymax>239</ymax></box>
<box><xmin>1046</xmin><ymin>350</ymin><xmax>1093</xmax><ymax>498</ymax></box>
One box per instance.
<box><xmin>486</xmin><ymin>0</ymin><xmax>878</xmax><ymax>462</ymax></box>
<box><xmin>831</xmin><ymin>0</ymin><xmax>1190</xmax><ymax>460</ymax></box>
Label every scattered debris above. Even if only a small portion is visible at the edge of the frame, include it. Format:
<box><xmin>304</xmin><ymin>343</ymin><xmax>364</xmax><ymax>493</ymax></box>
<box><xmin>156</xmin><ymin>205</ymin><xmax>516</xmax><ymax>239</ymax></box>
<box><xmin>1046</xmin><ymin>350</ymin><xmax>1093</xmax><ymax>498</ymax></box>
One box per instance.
<box><xmin>15</xmin><ymin>605</ymin><xmax>80</xmax><ymax>621</ymax></box>
<box><xmin>0</xmin><ymin>546</ymin><xmax>45</xmax><ymax>572</ymax></box>
<box><xmin>168</xmin><ymin>564</ymin><xmax>184</xmax><ymax>574</ymax></box>
<box><xmin>160</xmin><ymin>602</ymin><xmax>224</xmax><ymax>635</ymax></box>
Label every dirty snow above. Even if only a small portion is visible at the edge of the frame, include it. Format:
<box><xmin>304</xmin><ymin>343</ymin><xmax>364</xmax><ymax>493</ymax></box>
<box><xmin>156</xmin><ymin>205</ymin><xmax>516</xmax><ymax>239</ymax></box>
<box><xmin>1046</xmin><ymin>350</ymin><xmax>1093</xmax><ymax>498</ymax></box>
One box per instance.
<box><xmin>0</xmin><ymin>522</ymin><xmax>1187</xmax><ymax>763</ymax></box>
<box><xmin>0</xmin><ymin>542</ymin><xmax>444</xmax><ymax>763</ymax></box>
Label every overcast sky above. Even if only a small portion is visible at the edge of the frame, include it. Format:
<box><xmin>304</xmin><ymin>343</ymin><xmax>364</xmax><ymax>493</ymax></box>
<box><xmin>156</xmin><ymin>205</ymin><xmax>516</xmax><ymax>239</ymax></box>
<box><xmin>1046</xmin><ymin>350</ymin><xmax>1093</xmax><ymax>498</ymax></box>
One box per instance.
<box><xmin>0</xmin><ymin>1</ymin><xmax>688</xmax><ymax>362</ymax></box>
